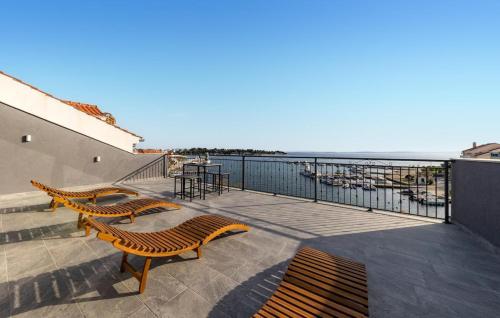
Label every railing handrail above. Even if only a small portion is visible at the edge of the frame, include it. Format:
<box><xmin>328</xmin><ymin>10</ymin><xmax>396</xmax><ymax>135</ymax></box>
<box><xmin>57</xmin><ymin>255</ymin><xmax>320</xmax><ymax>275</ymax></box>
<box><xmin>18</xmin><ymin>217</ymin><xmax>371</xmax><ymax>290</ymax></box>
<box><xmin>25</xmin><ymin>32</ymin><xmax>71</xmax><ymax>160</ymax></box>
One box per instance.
<box><xmin>175</xmin><ymin>154</ymin><xmax>451</xmax><ymax>163</ymax></box>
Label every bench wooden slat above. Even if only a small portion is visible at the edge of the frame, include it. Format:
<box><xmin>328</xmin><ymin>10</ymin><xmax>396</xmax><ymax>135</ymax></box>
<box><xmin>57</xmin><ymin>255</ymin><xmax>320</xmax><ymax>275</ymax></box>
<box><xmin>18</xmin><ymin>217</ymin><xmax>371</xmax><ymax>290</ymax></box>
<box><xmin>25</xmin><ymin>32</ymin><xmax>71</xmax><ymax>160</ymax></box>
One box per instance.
<box><xmin>293</xmin><ymin>255</ymin><xmax>367</xmax><ymax>282</ymax></box>
<box><xmin>280</xmin><ymin>281</ymin><xmax>367</xmax><ymax>318</ymax></box>
<box><xmin>300</xmin><ymin>249</ymin><xmax>366</xmax><ymax>271</ymax></box>
<box><xmin>294</xmin><ymin>254</ymin><xmax>367</xmax><ymax>280</ymax></box>
<box><xmin>253</xmin><ymin>312</ymin><xmax>273</xmax><ymax>318</ymax></box>
<box><xmin>287</xmin><ymin>263</ymin><xmax>368</xmax><ymax>298</ymax></box>
<box><xmin>271</xmin><ymin>291</ymin><xmax>325</xmax><ymax>318</ymax></box>
<box><xmin>285</xmin><ymin>270</ymin><xmax>368</xmax><ymax>306</ymax></box>
<box><xmin>276</xmin><ymin>285</ymin><xmax>352</xmax><ymax>318</ymax></box>
<box><xmin>266</xmin><ymin>296</ymin><xmax>313</xmax><ymax>318</ymax></box>
<box><xmin>253</xmin><ymin>247</ymin><xmax>369</xmax><ymax>318</ymax></box>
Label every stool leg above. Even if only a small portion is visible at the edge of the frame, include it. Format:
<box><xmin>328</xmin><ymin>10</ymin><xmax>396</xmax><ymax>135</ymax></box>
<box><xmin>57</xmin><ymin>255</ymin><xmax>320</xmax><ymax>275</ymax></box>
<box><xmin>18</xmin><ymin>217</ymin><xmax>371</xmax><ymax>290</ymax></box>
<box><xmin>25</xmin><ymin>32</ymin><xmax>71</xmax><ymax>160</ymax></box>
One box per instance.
<box><xmin>198</xmin><ymin>177</ymin><xmax>202</xmax><ymax>199</ymax></box>
<box><xmin>181</xmin><ymin>178</ymin><xmax>185</xmax><ymax>199</ymax></box>
<box><xmin>174</xmin><ymin>177</ymin><xmax>177</xmax><ymax>198</ymax></box>
<box><xmin>218</xmin><ymin>174</ymin><xmax>222</xmax><ymax>195</ymax></box>
<box><xmin>190</xmin><ymin>179</ymin><xmax>193</xmax><ymax>201</ymax></box>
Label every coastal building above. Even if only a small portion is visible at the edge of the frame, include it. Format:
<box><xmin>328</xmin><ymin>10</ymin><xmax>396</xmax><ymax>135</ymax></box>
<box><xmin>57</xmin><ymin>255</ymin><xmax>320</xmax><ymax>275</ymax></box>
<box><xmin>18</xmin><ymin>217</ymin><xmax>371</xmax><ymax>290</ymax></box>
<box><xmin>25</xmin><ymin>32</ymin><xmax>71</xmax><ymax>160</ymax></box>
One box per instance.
<box><xmin>0</xmin><ymin>71</ymin><xmax>164</xmax><ymax>194</ymax></box>
<box><xmin>461</xmin><ymin>142</ymin><xmax>500</xmax><ymax>159</ymax></box>
<box><xmin>134</xmin><ymin>148</ymin><xmax>166</xmax><ymax>154</ymax></box>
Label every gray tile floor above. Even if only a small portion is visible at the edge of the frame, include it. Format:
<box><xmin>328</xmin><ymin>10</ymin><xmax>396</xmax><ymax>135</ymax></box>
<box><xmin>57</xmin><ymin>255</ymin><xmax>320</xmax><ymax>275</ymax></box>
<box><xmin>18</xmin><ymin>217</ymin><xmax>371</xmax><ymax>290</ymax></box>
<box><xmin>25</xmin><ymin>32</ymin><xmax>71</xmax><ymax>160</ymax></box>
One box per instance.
<box><xmin>1</xmin><ymin>179</ymin><xmax>500</xmax><ymax>317</ymax></box>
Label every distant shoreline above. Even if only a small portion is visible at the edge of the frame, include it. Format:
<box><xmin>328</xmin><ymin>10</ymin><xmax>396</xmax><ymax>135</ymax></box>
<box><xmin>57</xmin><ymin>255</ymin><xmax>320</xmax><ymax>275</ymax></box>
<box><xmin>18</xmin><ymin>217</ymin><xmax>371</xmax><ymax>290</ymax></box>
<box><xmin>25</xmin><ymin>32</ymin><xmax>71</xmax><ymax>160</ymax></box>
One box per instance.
<box><xmin>174</xmin><ymin>148</ymin><xmax>287</xmax><ymax>156</ymax></box>
<box><xmin>287</xmin><ymin>151</ymin><xmax>459</xmax><ymax>160</ymax></box>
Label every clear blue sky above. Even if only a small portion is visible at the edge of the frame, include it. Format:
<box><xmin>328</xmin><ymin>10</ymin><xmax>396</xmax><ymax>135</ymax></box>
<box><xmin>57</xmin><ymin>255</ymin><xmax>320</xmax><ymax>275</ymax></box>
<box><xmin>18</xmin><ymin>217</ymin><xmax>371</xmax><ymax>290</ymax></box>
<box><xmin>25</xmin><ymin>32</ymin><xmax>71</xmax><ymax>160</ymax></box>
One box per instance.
<box><xmin>1</xmin><ymin>0</ymin><xmax>499</xmax><ymax>152</ymax></box>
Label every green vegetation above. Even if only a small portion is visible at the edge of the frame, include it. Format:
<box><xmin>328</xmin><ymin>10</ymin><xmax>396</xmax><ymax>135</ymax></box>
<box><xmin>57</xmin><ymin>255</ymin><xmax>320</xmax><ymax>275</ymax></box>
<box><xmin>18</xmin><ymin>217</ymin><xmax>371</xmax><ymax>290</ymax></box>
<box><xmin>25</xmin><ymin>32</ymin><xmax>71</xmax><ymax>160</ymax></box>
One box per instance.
<box><xmin>174</xmin><ymin>148</ymin><xmax>286</xmax><ymax>156</ymax></box>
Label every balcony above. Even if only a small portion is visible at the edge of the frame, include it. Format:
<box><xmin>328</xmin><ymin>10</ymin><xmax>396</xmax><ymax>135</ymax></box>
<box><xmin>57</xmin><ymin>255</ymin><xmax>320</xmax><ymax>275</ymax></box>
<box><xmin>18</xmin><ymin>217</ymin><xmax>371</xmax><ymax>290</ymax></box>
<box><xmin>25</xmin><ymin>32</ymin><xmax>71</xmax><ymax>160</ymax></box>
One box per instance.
<box><xmin>1</xmin><ymin>175</ymin><xmax>500</xmax><ymax>317</ymax></box>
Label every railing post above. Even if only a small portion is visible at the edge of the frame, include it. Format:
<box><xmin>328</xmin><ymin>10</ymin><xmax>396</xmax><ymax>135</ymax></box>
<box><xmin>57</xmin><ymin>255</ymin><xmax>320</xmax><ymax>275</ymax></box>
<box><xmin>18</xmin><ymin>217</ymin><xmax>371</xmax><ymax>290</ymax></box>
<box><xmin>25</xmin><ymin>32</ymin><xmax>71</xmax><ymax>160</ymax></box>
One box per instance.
<box><xmin>314</xmin><ymin>157</ymin><xmax>318</xmax><ymax>202</ymax></box>
<box><xmin>163</xmin><ymin>154</ymin><xmax>168</xmax><ymax>178</ymax></box>
<box><xmin>444</xmin><ymin>160</ymin><xmax>450</xmax><ymax>223</ymax></box>
<box><xmin>241</xmin><ymin>155</ymin><xmax>246</xmax><ymax>191</ymax></box>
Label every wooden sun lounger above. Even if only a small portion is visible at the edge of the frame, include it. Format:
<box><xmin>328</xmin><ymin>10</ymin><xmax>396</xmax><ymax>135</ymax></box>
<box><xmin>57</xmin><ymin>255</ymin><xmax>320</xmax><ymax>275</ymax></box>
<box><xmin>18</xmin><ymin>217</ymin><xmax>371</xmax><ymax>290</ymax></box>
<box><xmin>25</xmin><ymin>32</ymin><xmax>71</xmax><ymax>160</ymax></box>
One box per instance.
<box><xmin>31</xmin><ymin>180</ymin><xmax>139</xmax><ymax>211</ymax></box>
<box><xmin>86</xmin><ymin>214</ymin><xmax>250</xmax><ymax>293</ymax></box>
<box><xmin>54</xmin><ymin>196</ymin><xmax>182</xmax><ymax>235</ymax></box>
<box><xmin>254</xmin><ymin>247</ymin><xmax>369</xmax><ymax>318</ymax></box>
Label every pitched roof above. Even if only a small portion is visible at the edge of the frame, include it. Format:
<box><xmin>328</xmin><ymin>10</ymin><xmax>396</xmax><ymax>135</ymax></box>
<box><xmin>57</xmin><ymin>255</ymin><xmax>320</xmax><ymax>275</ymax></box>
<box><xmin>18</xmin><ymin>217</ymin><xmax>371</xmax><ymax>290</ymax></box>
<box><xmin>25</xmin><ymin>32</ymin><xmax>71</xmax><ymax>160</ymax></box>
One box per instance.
<box><xmin>462</xmin><ymin>143</ymin><xmax>500</xmax><ymax>156</ymax></box>
<box><xmin>0</xmin><ymin>70</ymin><xmax>142</xmax><ymax>140</ymax></box>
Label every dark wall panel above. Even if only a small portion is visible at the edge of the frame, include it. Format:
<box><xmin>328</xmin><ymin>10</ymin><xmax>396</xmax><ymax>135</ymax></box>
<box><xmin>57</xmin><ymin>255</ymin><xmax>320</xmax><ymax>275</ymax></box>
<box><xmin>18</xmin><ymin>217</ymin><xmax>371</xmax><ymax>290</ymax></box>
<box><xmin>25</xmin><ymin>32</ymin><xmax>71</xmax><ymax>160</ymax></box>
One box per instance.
<box><xmin>452</xmin><ymin>159</ymin><xmax>500</xmax><ymax>247</ymax></box>
<box><xmin>0</xmin><ymin>102</ymin><xmax>163</xmax><ymax>195</ymax></box>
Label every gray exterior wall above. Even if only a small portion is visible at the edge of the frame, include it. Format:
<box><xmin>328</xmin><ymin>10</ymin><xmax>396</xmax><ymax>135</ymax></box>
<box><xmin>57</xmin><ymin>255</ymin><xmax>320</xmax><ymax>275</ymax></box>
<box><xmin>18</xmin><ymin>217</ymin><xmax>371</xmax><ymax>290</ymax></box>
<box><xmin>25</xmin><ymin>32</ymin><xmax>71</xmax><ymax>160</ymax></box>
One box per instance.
<box><xmin>0</xmin><ymin>102</ymin><xmax>163</xmax><ymax>195</ymax></box>
<box><xmin>452</xmin><ymin>159</ymin><xmax>500</xmax><ymax>247</ymax></box>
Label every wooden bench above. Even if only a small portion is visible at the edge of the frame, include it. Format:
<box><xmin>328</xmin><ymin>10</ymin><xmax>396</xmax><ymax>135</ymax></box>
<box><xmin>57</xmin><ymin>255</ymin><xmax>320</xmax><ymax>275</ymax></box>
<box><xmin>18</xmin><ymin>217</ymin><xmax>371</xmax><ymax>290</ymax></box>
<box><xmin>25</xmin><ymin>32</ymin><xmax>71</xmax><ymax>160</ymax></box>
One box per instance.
<box><xmin>254</xmin><ymin>247</ymin><xmax>369</xmax><ymax>318</ymax></box>
<box><xmin>54</xmin><ymin>196</ymin><xmax>182</xmax><ymax>235</ymax></box>
<box><xmin>31</xmin><ymin>180</ymin><xmax>139</xmax><ymax>211</ymax></box>
<box><xmin>86</xmin><ymin>214</ymin><xmax>250</xmax><ymax>293</ymax></box>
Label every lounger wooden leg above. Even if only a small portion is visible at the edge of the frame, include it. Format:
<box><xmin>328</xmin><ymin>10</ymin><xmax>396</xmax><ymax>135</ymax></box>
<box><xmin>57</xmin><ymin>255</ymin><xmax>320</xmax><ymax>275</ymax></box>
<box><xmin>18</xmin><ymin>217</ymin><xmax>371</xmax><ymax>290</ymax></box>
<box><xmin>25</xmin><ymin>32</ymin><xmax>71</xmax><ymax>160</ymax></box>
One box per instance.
<box><xmin>49</xmin><ymin>198</ymin><xmax>55</xmax><ymax>210</ymax></box>
<box><xmin>77</xmin><ymin>213</ymin><xmax>83</xmax><ymax>229</ymax></box>
<box><xmin>52</xmin><ymin>201</ymin><xmax>59</xmax><ymax>212</ymax></box>
<box><xmin>119</xmin><ymin>254</ymin><xmax>151</xmax><ymax>293</ymax></box>
<box><xmin>92</xmin><ymin>196</ymin><xmax>97</xmax><ymax>204</ymax></box>
<box><xmin>120</xmin><ymin>252</ymin><xmax>128</xmax><ymax>273</ymax></box>
<box><xmin>129</xmin><ymin>214</ymin><xmax>136</xmax><ymax>223</ymax></box>
<box><xmin>196</xmin><ymin>247</ymin><xmax>202</xmax><ymax>259</ymax></box>
<box><xmin>139</xmin><ymin>257</ymin><xmax>152</xmax><ymax>293</ymax></box>
<box><xmin>83</xmin><ymin>216</ymin><xmax>92</xmax><ymax>236</ymax></box>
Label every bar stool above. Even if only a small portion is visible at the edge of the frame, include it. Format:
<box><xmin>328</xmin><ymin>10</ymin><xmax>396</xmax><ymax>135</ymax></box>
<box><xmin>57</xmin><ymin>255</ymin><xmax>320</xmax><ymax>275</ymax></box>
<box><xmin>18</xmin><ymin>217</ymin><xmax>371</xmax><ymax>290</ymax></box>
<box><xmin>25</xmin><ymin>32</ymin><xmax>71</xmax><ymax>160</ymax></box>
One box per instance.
<box><xmin>174</xmin><ymin>174</ymin><xmax>202</xmax><ymax>201</ymax></box>
<box><xmin>207</xmin><ymin>172</ymin><xmax>230</xmax><ymax>194</ymax></box>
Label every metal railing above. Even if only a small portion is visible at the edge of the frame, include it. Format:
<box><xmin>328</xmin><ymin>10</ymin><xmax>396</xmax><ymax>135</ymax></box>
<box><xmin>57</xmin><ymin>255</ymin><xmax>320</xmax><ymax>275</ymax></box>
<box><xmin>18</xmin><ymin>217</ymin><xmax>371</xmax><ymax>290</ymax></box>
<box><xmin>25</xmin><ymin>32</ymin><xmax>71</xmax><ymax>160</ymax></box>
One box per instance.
<box><xmin>207</xmin><ymin>155</ymin><xmax>451</xmax><ymax>222</ymax></box>
<box><xmin>118</xmin><ymin>155</ymin><xmax>168</xmax><ymax>183</ymax></box>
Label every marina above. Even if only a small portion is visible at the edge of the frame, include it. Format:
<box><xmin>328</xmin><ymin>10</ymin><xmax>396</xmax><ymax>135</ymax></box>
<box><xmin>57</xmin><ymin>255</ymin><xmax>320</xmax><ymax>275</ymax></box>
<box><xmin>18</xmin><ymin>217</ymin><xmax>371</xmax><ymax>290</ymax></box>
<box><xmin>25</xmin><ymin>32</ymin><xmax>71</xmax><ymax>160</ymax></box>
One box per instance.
<box><xmin>203</xmin><ymin>155</ymin><xmax>450</xmax><ymax>219</ymax></box>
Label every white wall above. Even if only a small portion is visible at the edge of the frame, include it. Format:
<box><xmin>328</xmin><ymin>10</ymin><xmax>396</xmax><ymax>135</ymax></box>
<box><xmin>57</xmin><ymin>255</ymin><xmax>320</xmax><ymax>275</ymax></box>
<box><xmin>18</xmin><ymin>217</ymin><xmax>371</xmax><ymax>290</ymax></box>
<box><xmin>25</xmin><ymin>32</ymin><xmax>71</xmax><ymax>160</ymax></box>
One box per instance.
<box><xmin>0</xmin><ymin>73</ymin><xmax>141</xmax><ymax>152</ymax></box>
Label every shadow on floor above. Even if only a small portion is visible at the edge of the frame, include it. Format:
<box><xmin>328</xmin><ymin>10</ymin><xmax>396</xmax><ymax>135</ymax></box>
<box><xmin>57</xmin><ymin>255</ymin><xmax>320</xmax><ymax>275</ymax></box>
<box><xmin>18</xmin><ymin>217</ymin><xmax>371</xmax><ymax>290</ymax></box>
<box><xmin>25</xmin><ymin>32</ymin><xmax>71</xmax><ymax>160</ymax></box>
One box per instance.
<box><xmin>0</xmin><ymin>207</ymin><xmax>171</xmax><ymax>246</ymax></box>
<box><xmin>0</xmin><ymin>193</ymin><xmax>136</xmax><ymax>214</ymax></box>
<box><xmin>0</xmin><ymin>221</ymin><xmax>80</xmax><ymax>246</ymax></box>
<box><xmin>208</xmin><ymin>223</ymin><xmax>500</xmax><ymax>318</ymax></box>
<box><xmin>2</xmin><ymin>250</ymin><xmax>198</xmax><ymax>316</ymax></box>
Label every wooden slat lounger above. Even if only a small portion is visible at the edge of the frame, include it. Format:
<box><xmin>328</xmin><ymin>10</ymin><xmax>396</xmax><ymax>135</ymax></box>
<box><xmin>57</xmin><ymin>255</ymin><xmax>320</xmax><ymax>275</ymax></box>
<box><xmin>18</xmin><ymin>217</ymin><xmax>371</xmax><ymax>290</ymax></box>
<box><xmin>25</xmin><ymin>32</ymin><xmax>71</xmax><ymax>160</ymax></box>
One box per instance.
<box><xmin>254</xmin><ymin>247</ymin><xmax>369</xmax><ymax>318</ymax></box>
<box><xmin>86</xmin><ymin>214</ymin><xmax>250</xmax><ymax>293</ymax></box>
<box><xmin>54</xmin><ymin>196</ymin><xmax>182</xmax><ymax>235</ymax></box>
<box><xmin>31</xmin><ymin>180</ymin><xmax>139</xmax><ymax>211</ymax></box>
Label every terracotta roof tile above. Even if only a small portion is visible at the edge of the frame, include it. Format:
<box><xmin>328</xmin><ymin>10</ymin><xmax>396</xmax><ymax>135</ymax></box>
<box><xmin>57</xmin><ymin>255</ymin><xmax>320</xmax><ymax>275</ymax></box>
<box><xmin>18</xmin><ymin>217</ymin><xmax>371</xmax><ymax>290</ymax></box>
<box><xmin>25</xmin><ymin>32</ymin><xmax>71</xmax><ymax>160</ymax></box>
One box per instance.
<box><xmin>63</xmin><ymin>100</ymin><xmax>103</xmax><ymax>116</ymax></box>
<box><xmin>135</xmin><ymin>148</ymin><xmax>165</xmax><ymax>154</ymax></box>
<box><xmin>62</xmin><ymin>100</ymin><xmax>117</xmax><ymax>125</ymax></box>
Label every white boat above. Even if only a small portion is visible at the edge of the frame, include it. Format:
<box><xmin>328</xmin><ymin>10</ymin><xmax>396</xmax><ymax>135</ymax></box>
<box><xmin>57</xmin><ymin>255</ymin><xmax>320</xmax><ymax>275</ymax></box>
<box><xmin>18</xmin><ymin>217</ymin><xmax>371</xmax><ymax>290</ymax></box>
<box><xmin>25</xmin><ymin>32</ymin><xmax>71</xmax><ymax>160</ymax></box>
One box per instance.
<box><xmin>300</xmin><ymin>163</ymin><xmax>322</xmax><ymax>178</ymax></box>
<box><xmin>332</xmin><ymin>179</ymin><xmax>343</xmax><ymax>186</ymax></box>
<box><xmin>400</xmin><ymin>189</ymin><xmax>415</xmax><ymax>195</ymax></box>
<box><xmin>319</xmin><ymin>177</ymin><xmax>330</xmax><ymax>184</ymax></box>
<box><xmin>419</xmin><ymin>195</ymin><xmax>446</xmax><ymax>206</ymax></box>
<box><xmin>363</xmin><ymin>183</ymin><xmax>377</xmax><ymax>191</ymax></box>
